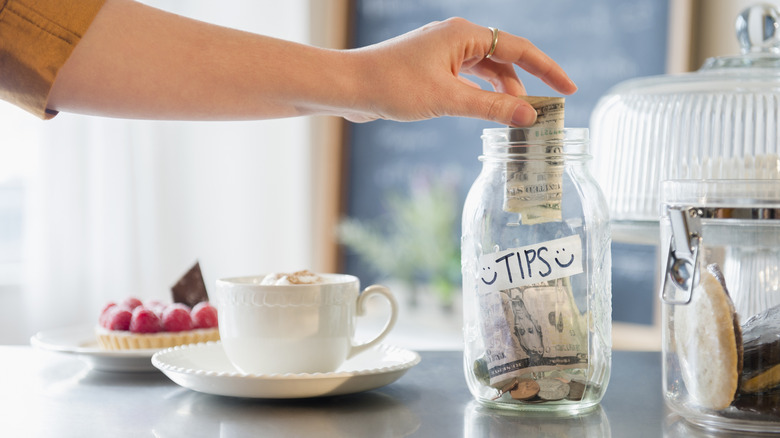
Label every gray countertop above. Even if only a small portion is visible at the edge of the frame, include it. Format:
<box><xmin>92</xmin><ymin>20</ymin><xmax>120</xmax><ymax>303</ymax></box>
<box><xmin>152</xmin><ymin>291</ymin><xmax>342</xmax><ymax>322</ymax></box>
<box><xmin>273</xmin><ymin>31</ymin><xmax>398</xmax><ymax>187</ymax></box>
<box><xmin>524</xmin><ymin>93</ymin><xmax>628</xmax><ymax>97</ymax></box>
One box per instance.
<box><xmin>0</xmin><ymin>346</ymin><xmax>751</xmax><ymax>437</ymax></box>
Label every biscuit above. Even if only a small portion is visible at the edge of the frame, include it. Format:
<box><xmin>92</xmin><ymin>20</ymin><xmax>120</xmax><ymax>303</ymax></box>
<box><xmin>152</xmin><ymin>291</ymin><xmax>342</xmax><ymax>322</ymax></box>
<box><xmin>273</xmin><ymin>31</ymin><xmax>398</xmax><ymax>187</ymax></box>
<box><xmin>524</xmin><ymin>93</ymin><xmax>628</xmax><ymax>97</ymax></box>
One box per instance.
<box><xmin>708</xmin><ymin>264</ymin><xmax>744</xmax><ymax>379</ymax></box>
<box><xmin>674</xmin><ymin>264</ymin><xmax>741</xmax><ymax>410</ymax></box>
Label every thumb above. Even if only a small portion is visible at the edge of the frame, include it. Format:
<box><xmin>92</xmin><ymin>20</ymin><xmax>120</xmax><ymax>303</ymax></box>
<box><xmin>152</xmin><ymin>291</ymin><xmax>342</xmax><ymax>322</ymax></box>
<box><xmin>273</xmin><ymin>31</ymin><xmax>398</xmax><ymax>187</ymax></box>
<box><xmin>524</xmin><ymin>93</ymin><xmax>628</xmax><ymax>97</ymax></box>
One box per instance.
<box><xmin>454</xmin><ymin>87</ymin><xmax>538</xmax><ymax>126</ymax></box>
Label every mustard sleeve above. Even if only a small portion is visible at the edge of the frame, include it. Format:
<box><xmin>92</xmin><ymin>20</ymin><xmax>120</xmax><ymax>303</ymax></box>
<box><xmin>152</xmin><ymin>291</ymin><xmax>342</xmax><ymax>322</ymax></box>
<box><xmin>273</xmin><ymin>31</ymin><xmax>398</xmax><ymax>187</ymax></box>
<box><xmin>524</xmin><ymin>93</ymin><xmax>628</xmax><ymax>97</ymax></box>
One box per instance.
<box><xmin>0</xmin><ymin>0</ymin><xmax>106</xmax><ymax>119</ymax></box>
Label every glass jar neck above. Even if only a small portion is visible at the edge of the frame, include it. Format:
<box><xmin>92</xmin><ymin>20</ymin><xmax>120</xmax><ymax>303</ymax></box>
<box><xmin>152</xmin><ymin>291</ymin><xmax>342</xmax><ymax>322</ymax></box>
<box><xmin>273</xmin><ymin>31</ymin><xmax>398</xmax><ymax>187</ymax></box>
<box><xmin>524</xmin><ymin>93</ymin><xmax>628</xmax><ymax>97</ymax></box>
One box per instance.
<box><xmin>480</xmin><ymin>127</ymin><xmax>590</xmax><ymax>162</ymax></box>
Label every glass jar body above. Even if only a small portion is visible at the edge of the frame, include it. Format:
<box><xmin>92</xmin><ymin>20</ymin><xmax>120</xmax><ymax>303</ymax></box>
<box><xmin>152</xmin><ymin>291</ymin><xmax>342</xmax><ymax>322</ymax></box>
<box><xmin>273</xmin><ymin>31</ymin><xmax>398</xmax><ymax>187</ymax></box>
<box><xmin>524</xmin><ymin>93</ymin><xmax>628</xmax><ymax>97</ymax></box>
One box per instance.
<box><xmin>461</xmin><ymin>128</ymin><xmax>612</xmax><ymax>412</ymax></box>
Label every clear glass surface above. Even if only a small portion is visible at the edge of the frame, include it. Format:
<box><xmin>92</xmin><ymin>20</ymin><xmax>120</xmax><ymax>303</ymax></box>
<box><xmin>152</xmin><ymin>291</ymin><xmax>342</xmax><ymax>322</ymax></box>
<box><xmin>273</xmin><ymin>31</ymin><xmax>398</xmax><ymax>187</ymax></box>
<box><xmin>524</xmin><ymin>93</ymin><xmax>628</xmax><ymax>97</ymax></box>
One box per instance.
<box><xmin>461</xmin><ymin>128</ymin><xmax>612</xmax><ymax>412</ymax></box>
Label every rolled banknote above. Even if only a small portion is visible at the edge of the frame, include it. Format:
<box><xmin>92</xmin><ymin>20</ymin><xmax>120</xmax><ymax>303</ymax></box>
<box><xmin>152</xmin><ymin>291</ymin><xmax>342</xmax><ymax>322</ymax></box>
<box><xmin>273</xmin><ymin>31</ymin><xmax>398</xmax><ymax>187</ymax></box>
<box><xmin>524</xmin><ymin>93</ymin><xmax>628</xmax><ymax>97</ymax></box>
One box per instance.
<box><xmin>503</xmin><ymin>96</ymin><xmax>565</xmax><ymax>224</ymax></box>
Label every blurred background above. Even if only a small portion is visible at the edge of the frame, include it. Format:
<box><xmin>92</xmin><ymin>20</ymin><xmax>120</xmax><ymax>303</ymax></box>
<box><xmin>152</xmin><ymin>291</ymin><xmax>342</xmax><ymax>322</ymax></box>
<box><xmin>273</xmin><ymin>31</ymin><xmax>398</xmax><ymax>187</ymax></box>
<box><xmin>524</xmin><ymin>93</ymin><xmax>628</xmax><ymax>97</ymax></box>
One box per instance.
<box><xmin>0</xmin><ymin>0</ymin><xmax>770</xmax><ymax>349</ymax></box>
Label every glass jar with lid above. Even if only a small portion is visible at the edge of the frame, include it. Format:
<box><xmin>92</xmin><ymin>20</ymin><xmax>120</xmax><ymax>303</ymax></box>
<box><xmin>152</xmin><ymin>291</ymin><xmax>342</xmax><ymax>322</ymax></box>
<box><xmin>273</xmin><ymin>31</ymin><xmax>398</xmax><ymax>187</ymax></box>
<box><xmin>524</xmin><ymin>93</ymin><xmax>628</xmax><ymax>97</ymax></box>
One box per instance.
<box><xmin>461</xmin><ymin>127</ymin><xmax>611</xmax><ymax>412</ymax></box>
<box><xmin>590</xmin><ymin>4</ymin><xmax>780</xmax><ymax>241</ymax></box>
<box><xmin>661</xmin><ymin>180</ymin><xmax>780</xmax><ymax>432</ymax></box>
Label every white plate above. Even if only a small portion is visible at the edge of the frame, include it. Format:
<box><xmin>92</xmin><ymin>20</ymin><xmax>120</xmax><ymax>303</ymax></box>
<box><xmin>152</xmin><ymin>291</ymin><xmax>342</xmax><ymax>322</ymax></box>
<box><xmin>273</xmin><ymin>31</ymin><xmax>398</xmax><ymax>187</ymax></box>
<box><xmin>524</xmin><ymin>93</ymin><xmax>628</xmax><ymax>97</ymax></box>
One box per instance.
<box><xmin>30</xmin><ymin>325</ymin><xmax>159</xmax><ymax>372</ymax></box>
<box><xmin>152</xmin><ymin>342</ymin><xmax>421</xmax><ymax>398</ymax></box>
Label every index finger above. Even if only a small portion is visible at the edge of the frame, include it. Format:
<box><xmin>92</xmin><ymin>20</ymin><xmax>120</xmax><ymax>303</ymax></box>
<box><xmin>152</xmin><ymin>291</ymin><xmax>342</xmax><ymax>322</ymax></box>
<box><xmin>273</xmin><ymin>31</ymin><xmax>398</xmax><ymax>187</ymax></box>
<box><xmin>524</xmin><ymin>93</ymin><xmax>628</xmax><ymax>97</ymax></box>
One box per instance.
<box><xmin>488</xmin><ymin>31</ymin><xmax>577</xmax><ymax>95</ymax></box>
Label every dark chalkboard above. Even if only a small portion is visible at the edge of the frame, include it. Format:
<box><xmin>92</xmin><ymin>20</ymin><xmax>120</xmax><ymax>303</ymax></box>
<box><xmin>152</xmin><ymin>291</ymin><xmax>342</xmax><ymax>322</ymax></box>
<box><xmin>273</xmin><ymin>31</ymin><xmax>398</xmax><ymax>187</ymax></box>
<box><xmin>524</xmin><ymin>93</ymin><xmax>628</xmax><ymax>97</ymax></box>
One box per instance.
<box><xmin>343</xmin><ymin>0</ymin><xmax>669</xmax><ymax>324</ymax></box>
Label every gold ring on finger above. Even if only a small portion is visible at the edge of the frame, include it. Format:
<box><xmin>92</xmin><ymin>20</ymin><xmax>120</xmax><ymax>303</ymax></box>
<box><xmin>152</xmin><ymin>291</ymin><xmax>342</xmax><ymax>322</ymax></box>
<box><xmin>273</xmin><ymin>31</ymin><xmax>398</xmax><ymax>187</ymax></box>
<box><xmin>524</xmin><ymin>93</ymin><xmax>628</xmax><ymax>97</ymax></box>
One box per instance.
<box><xmin>485</xmin><ymin>27</ymin><xmax>499</xmax><ymax>59</ymax></box>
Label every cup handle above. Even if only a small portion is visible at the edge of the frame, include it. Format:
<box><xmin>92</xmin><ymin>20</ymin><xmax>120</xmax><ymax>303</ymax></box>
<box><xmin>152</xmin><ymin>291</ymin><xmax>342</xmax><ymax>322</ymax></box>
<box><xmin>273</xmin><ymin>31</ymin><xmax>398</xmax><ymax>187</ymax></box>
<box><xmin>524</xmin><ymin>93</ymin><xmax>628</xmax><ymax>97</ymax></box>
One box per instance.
<box><xmin>348</xmin><ymin>284</ymin><xmax>398</xmax><ymax>359</ymax></box>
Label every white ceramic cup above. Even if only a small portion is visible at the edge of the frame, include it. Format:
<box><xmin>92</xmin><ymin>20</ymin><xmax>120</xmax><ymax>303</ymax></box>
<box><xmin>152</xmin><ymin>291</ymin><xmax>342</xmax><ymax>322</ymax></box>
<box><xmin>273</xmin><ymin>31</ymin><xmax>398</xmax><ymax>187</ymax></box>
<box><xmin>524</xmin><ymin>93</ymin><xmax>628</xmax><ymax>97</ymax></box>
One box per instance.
<box><xmin>214</xmin><ymin>274</ymin><xmax>398</xmax><ymax>374</ymax></box>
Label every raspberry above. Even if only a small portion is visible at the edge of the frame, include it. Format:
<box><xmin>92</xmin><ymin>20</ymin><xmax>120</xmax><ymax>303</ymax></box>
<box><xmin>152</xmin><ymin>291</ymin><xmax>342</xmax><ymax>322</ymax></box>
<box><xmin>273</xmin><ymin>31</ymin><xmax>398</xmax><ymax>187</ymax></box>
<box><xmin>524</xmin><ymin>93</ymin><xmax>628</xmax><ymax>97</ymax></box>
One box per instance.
<box><xmin>105</xmin><ymin>306</ymin><xmax>132</xmax><ymax>331</ymax></box>
<box><xmin>191</xmin><ymin>302</ymin><xmax>218</xmax><ymax>329</ymax></box>
<box><xmin>130</xmin><ymin>306</ymin><xmax>162</xmax><ymax>333</ymax></box>
<box><xmin>144</xmin><ymin>299</ymin><xmax>167</xmax><ymax>318</ymax></box>
<box><xmin>162</xmin><ymin>304</ymin><xmax>193</xmax><ymax>332</ymax></box>
<box><xmin>121</xmin><ymin>297</ymin><xmax>143</xmax><ymax>310</ymax></box>
<box><xmin>99</xmin><ymin>302</ymin><xmax>117</xmax><ymax>328</ymax></box>
<box><xmin>101</xmin><ymin>302</ymin><xmax>117</xmax><ymax>314</ymax></box>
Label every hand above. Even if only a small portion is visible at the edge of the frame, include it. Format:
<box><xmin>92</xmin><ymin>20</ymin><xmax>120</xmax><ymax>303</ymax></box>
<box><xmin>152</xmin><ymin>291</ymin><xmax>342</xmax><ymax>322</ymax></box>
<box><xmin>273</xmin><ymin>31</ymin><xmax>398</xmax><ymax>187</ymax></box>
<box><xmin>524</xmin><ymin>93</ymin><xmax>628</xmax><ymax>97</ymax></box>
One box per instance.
<box><xmin>341</xmin><ymin>17</ymin><xmax>577</xmax><ymax>125</ymax></box>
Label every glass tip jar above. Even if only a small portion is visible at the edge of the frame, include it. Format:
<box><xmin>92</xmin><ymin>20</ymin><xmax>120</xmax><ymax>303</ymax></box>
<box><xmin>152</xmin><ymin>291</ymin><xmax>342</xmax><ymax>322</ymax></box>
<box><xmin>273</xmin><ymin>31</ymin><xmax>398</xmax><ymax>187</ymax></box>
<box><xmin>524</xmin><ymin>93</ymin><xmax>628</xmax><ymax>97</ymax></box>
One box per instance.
<box><xmin>461</xmin><ymin>127</ymin><xmax>612</xmax><ymax>413</ymax></box>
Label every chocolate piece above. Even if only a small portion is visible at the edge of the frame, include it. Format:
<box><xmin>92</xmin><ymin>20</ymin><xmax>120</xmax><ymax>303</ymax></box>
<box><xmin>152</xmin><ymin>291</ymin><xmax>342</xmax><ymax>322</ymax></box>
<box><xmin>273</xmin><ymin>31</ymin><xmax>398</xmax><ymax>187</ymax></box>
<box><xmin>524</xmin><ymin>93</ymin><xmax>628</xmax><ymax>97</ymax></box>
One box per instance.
<box><xmin>171</xmin><ymin>261</ymin><xmax>209</xmax><ymax>308</ymax></box>
<box><xmin>743</xmin><ymin>364</ymin><xmax>780</xmax><ymax>394</ymax></box>
<box><xmin>740</xmin><ymin>304</ymin><xmax>780</xmax><ymax>393</ymax></box>
<box><xmin>730</xmin><ymin>386</ymin><xmax>780</xmax><ymax>419</ymax></box>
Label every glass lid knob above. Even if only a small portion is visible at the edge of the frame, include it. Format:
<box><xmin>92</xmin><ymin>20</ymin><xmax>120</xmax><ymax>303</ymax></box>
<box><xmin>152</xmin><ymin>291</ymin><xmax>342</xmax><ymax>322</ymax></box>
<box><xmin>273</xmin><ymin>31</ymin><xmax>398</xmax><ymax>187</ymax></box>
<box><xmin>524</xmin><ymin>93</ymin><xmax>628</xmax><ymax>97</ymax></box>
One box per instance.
<box><xmin>736</xmin><ymin>3</ymin><xmax>780</xmax><ymax>54</ymax></box>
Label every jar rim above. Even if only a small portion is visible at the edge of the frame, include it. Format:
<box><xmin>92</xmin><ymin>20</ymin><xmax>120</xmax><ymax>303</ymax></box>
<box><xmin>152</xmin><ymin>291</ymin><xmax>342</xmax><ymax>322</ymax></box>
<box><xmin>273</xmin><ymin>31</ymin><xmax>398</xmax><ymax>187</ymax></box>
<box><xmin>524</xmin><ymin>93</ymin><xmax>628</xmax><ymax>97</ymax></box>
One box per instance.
<box><xmin>480</xmin><ymin>127</ymin><xmax>590</xmax><ymax>159</ymax></box>
<box><xmin>662</xmin><ymin>179</ymin><xmax>780</xmax><ymax>206</ymax></box>
<box><xmin>481</xmin><ymin>127</ymin><xmax>589</xmax><ymax>143</ymax></box>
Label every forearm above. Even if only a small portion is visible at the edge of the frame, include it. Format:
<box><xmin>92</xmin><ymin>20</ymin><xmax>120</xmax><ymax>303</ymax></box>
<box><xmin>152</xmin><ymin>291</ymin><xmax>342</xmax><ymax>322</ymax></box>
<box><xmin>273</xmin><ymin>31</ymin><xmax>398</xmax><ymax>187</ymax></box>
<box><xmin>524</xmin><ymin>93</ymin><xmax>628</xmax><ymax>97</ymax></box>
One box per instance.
<box><xmin>48</xmin><ymin>2</ymin><xmax>576</xmax><ymax>125</ymax></box>
<box><xmin>47</xmin><ymin>0</ymin><xmax>358</xmax><ymax>120</ymax></box>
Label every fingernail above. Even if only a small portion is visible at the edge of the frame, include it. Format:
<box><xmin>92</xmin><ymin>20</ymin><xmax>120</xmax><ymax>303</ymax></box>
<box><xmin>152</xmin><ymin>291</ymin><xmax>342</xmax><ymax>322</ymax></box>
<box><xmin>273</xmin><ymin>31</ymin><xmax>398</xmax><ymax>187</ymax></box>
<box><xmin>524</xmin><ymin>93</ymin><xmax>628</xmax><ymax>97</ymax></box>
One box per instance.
<box><xmin>567</xmin><ymin>78</ymin><xmax>578</xmax><ymax>93</ymax></box>
<box><xmin>511</xmin><ymin>104</ymin><xmax>537</xmax><ymax>126</ymax></box>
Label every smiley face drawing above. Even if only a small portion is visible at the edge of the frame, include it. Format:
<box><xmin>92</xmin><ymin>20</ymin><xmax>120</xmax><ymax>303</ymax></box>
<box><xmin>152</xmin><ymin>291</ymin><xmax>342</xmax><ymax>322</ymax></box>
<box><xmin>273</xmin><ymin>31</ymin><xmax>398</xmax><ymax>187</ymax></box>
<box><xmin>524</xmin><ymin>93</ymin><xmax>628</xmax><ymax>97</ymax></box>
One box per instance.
<box><xmin>480</xmin><ymin>266</ymin><xmax>498</xmax><ymax>285</ymax></box>
<box><xmin>554</xmin><ymin>247</ymin><xmax>575</xmax><ymax>268</ymax></box>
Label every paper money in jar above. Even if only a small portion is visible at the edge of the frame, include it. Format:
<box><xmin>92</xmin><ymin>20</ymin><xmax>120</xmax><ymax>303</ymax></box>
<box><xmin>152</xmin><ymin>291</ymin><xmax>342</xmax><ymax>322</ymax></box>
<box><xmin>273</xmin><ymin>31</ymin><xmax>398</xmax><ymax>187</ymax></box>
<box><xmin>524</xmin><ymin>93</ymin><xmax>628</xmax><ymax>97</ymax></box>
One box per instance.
<box><xmin>503</xmin><ymin>96</ymin><xmax>565</xmax><ymax>225</ymax></box>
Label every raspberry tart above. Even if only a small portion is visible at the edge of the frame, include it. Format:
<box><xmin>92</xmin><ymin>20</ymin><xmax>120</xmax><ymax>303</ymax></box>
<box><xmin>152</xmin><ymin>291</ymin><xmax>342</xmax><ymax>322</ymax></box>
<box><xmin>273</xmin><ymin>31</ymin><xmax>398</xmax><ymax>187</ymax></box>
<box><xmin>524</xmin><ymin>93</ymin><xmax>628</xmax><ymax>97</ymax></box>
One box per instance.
<box><xmin>96</xmin><ymin>298</ymin><xmax>219</xmax><ymax>350</ymax></box>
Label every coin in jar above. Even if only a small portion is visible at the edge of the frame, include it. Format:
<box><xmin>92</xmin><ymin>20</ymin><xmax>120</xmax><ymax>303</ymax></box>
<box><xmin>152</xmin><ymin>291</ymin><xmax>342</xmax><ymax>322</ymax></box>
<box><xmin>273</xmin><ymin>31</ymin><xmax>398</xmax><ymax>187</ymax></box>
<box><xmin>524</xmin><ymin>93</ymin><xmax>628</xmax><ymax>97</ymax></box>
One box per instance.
<box><xmin>566</xmin><ymin>379</ymin><xmax>587</xmax><ymax>401</ymax></box>
<box><xmin>510</xmin><ymin>378</ymin><xmax>541</xmax><ymax>400</ymax></box>
<box><xmin>537</xmin><ymin>378</ymin><xmax>570</xmax><ymax>401</ymax></box>
<box><xmin>491</xmin><ymin>379</ymin><xmax>519</xmax><ymax>400</ymax></box>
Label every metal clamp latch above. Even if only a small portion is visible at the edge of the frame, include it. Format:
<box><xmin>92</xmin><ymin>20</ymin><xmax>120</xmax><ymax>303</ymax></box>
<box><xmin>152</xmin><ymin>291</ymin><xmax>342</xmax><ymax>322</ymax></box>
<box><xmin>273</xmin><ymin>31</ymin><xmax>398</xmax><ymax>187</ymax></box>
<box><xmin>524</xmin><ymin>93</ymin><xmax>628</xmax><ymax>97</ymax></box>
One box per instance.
<box><xmin>660</xmin><ymin>206</ymin><xmax>703</xmax><ymax>305</ymax></box>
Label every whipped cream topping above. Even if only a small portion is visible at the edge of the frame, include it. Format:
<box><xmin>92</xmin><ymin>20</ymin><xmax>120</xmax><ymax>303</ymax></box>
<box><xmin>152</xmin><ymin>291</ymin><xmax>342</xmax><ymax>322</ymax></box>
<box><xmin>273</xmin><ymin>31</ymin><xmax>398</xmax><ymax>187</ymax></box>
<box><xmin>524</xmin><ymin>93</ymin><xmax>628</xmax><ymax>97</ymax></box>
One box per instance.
<box><xmin>260</xmin><ymin>270</ymin><xmax>323</xmax><ymax>285</ymax></box>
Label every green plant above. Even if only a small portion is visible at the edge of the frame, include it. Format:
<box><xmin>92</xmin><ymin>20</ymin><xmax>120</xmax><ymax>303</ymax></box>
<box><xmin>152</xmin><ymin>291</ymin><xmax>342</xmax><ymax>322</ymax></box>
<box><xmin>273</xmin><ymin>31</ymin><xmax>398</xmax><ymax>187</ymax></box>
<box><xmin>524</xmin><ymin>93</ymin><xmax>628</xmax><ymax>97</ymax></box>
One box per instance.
<box><xmin>338</xmin><ymin>177</ymin><xmax>461</xmax><ymax>308</ymax></box>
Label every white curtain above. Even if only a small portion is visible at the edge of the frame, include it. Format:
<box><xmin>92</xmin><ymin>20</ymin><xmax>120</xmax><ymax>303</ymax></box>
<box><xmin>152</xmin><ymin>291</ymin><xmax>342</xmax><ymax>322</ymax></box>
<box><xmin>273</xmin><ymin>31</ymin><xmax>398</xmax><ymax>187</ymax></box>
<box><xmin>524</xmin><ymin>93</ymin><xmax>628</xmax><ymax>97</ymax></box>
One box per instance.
<box><xmin>16</xmin><ymin>1</ymin><xmax>314</xmax><ymax>341</ymax></box>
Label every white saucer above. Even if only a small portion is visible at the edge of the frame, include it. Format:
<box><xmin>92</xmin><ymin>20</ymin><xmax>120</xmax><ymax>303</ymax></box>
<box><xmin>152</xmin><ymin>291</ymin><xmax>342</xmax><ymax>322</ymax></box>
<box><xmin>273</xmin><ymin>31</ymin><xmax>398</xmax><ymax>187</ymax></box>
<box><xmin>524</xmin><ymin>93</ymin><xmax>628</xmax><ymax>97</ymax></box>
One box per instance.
<box><xmin>152</xmin><ymin>341</ymin><xmax>421</xmax><ymax>398</ymax></box>
<box><xmin>30</xmin><ymin>325</ymin><xmax>159</xmax><ymax>372</ymax></box>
